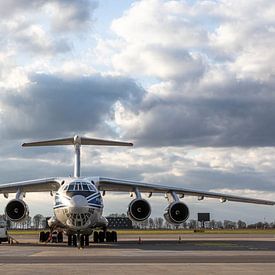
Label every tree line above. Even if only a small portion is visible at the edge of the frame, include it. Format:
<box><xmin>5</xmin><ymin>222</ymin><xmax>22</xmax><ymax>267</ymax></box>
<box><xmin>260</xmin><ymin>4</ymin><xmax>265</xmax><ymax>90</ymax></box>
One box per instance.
<box><xmin>1</xmin><ymin>213</ymin><xmax>274</xmax><ymax>230</ymax></box>
<box><xmin>106</xmin><ymin>213</ymin><xmax>275</xmax><ymax>230</ymax></box>
<box><xmin>0</xmin><ymin>214</ymin><xmax>47</xmax><ymax>229</ymax></box>
<box><xmin>133</xmin><ymin>218</ymin><xmax>275</xmax><ymax>230</ymax></box>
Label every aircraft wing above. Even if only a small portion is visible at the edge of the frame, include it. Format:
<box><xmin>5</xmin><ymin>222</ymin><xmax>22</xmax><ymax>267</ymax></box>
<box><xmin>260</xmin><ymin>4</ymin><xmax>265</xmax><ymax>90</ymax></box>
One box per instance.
<box><xmin>0</xmin><ymin>178</ymin><xmax>61</xmax><ymax>194</ymax></box>
<box><xmin>97</xmin><ymin>177</ymin><xmax>275</xmax><ymax>205</ymax></box>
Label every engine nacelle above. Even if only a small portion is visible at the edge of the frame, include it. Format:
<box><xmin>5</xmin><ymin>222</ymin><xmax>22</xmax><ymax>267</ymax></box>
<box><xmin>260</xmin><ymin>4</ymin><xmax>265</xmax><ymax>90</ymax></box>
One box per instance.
<box><xmin>164</xmin><ymin>201</ymin><xmax>189</xmax><ymax>225</ymax></box>
<box><xmin>5</xmin><ymin>199</ymin><xmax>29</xmax><ymax>222</ymax></box>
<box><xmin>127</xmin><ymin>198</ymin><xmax>151</xmax><ymax>222</ymax></box>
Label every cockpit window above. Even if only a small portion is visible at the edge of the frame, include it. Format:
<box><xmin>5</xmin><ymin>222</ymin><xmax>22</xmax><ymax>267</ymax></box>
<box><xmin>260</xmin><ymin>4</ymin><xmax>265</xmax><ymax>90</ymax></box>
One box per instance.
<box><xmin>82</xmin><ymin>184</ymin><xmax>89</xmax><ymax>191</ymax></box>
<box><xmin>66</xmin><ymin>181</ymin><xmax>96</xmax><ymax>197</ymax></box>
<box><xmin>68</xmin><ymin>184</ymin><xmax>74</xmax><ymax>191</ymax></box>
<box><xmin>88</xmin><ymin>184</ymin><xmax>96</xmax><ymax>192</ymax></box>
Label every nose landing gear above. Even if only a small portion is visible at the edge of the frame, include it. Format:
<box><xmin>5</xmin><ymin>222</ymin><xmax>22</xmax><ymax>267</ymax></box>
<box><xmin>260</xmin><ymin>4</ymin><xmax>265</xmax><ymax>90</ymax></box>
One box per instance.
<box><xmin>67</xmin><ymin>233</ymin><xmax>90</xmax><ymax>248</ymax></box>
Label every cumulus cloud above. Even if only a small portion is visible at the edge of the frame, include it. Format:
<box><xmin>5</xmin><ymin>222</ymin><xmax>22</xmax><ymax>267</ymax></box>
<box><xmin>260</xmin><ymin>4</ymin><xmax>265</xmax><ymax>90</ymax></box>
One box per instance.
<box><xmin>0</xmin><ymin>0</ymin><xmax>98</xmax><ymax>32</ymax></box>
<box><xmin>109</xmin><ymin>0</ymin><xmax>208</xmax><ymax>80</ymax></box>
<box><xmin>93</xmin><ymin>0</ymin><xmax>275</xmax><ymax>147</ymax></box>
<box><xmin>0</xmin><ymin>0</ymin><xmax>98</xmax><ymax>69</ymax></box>
<box><xmin>0</xmin><ymin>73</ymin><xmax>145</xmax><ymax>140</ymax></box>
<box><xmin>47</xmin><ymin>0</ymin><xmax>98</xmax><ymax>32</ymax></box>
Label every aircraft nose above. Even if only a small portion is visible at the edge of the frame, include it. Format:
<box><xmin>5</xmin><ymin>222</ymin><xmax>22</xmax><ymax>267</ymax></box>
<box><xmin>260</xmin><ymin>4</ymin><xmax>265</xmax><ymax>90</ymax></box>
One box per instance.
<box><xmin>69</xmin><ymin>195</ymin><xmax>88</xmax><ymax>208</ymax></box>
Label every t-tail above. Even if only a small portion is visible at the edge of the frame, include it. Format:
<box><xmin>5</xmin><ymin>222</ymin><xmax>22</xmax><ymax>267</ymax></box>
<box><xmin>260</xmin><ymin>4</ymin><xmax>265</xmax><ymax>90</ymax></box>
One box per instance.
<box><xmin>22</xmin><ymin>135</ymin><xmax>133</xmax><ymax>178</ymax></box>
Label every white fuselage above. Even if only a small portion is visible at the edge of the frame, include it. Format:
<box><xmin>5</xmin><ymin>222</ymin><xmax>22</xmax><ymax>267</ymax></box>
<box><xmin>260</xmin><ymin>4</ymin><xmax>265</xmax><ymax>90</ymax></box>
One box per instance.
<box><xmin>52</xmin><ymin>178</ymin><xmax>107</xmax><ymax>234</ymax></box>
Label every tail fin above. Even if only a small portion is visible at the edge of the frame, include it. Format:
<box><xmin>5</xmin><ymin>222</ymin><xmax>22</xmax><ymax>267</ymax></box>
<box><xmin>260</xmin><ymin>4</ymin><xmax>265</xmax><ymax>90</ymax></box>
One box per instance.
<box><xmin>22</xmin><ymin>135</ymin><xmax>133</xmax><ymax>177</ymax></box>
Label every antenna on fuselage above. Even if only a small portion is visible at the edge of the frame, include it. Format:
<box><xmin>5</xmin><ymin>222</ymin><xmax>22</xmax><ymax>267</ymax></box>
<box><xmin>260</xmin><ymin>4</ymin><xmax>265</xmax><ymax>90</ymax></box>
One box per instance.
<box><xmin>22</xmin><ymin>135</ymin><xmax>133</xmax><ymax>178</ymax></box>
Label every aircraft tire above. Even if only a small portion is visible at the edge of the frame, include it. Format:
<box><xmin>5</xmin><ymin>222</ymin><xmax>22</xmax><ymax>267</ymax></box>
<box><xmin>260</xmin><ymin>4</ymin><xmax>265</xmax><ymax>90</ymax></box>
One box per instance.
<box><xmin>106</xmin><ymin>231</ymin><xmax>111</xmax><ymax>242</ymax></box>
<box><xmin>44</xmin><ymin>231</ymin><xmax>50</xmax><ymax>242</ymax></box>
<box><xmin>57</xmin><ymin>232</ymin><xmax>63</xmax><ymax>243</ymax></box>
<box><xmin>93</xmin><ymin>231</ymin><xmax>99</xmax><ymax>243</ymax></box>
<box><xmin>85</xmin><ymin>235</ymin><xmax>89</xmax><ymax>246</ymax></box>
<box><xmin>39</xmin><ymin>231</ymin><xmax>45</xmax><ymax>242</ymax></box>
<box><xmin>99</xmin><ymin>231</ymin><xmax>105</xmax><ymax>243</ymax></box>
<box><xmin>72</xmin><ymin>235</ymin><xmax>77</xmax><ymax>247</ymax></box>
<box><xmin>111</xmin><ymin>231</ymin><xmax>117</xmax><ymax>242</ymax></box>
<box><xmin>68</xmin><ymin>234</ymin><xmax>72</xmax><ymax>246</ymax></box>
<box><xmin>80</xmin><ymin>235</ymin><xmax>85</xmax><ymax>247</ymax></box>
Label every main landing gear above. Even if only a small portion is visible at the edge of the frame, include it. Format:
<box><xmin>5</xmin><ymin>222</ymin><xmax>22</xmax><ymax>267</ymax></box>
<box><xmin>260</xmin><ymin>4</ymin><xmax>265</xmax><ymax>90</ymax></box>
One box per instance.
<box><xmin>39</xmin><ymin>231</ymin><xmax>63</xmax><ymax>243</ymax></box>
<box><xmin>93</xmin><ymin>230</ymin><xmax>117</xmax><ymax>243</ymax></box>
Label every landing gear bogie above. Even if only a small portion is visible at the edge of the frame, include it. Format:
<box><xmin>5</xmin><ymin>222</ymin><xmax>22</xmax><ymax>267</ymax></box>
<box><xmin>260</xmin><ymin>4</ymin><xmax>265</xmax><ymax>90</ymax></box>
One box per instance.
<box><xmin>93</xmin><ymin>230</ymin><xmax>117</xmax><ymax>243</ymax></box>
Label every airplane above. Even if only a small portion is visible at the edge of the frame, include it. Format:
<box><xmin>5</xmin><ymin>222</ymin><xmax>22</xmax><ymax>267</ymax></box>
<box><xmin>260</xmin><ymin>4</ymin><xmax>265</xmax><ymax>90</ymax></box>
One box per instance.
<box><xmin>0</xmin><ymin>135</ymin><xmax>274</xmax><ymax>247</ymax></box>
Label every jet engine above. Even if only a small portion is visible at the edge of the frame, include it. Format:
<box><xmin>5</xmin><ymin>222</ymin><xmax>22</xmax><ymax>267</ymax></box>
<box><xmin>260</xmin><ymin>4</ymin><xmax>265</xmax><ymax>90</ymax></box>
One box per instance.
<box><xmin>5</xmin><ymin>199</ymin><xmax>29</xmax><ymax>222</ymax></box>
<box><xmin>164</xmin><ymin>201</ymin><xmax>189</xmax><ymax>225</ymax></box>
<box><xmin>127</xmin><ymin>198</ymin><xmax>151</xmax><ymax>222</ymax></box>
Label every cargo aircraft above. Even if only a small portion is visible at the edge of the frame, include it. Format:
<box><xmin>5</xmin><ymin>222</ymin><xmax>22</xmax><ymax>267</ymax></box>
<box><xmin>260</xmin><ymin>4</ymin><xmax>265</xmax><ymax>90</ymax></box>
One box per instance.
<box><xmin>0</xmin><ymin>135</ymin><xmax>274</xmax><ymax>247</ymax></box>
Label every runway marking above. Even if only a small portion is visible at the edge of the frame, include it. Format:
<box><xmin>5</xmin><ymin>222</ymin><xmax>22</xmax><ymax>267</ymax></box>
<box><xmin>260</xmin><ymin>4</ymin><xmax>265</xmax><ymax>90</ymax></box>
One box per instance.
<box><xmin>1</xmin><ymin>255</ymin><xmax>275</xmax><ymax>264</ymax></box>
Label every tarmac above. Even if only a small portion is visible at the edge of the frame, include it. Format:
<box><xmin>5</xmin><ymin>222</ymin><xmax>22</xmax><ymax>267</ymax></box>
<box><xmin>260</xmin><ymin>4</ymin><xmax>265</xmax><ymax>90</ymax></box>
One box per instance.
<box><xmin>1</xmin><ymin>233</ymin><xmax>275</xmax><ymax>274</ymax></box>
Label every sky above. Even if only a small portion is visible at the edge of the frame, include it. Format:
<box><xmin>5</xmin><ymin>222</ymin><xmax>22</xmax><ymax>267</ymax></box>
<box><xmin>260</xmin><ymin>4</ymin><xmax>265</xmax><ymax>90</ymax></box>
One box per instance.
<box><xmin>0</xmin><ymin>0</ymin><xmax>275</xmax><ymax>224</ymax></box>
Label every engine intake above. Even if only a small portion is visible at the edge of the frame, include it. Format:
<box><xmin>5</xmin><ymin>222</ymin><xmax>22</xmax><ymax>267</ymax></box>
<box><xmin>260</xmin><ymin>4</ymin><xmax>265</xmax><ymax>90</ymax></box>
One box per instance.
<box><xmin>5</xmin><ymin>199</ymin><xmax>29</xmax><ymax>222</ymax></box>
<box><xmin>164</xmin><ymin>201</ymin><xmax>189</xmax><ymax>225</ymax></box>
<box><xmin>127</xmin><ymin>198</ymin><xmax>151</xmax><ymax>222</ymax></box>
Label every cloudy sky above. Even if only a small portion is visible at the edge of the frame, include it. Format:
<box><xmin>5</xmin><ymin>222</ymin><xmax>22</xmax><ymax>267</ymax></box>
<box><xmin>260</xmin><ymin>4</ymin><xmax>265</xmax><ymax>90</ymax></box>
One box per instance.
<box><xmin>0</xmin><ymin>0</ymin><xmax>275</xmax><ymax>223</ymax></box>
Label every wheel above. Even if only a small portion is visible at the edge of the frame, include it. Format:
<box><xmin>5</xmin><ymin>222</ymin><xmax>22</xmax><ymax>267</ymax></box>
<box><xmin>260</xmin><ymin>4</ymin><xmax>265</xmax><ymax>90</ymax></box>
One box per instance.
<box><xmin>111</xmin><ymin>231</ymin><xmax>117</xmax><ymax>242</ymax></box>
<box><xmin>85</xmin><ymin>235</ymin><xmax>89</xmax><ymax>246</ymax></box>
<box><xmin>44</xmin><ymin>231</ymin><xmax>50</xmax><ymax>242</ymax></box>
<box><xmin>80</xmin><ymin>235</ymin><xmax>85</xmax><ymax>247</ymax></box>
<box><xmin>93</xmin><ymin>231</ymin><xmax>99</xmax><ymax>243</ymax></box>
<box><xmin>68</xmin><ymin>234</ymin><xmax>72</xmax><ymax>246</ymax></box>
<box><xmin>72</xmin><ymin>235</ymin><xmax>77</xmax><ymax>247</ymax></box>
<box><xmin>98</xmin><ymin>231</ymin><xmax>105</xmax><ymax>243</ymax></box>
<box><xmin>51</xmin><ymin>231</ymin><xmax>58</xmax><ymax>243</ymax></box>
<box><xmin>39</xmin><ymin>231</ymin><xmax>45</xmax><ymax>242</ymax></box>
<box><xmin>106</xmin><ymin>231</ymin><xmax>111</xmax><ymax>242</ymax></box>
<box><xmin>77</xmin><ymin>234</ymin><xmax>81</xmax><ymax>249</ymax></box>
<box><xmin>57</xmin><ymin>232</ymin><xmax>63</xmax><ymax>243</ymax></box>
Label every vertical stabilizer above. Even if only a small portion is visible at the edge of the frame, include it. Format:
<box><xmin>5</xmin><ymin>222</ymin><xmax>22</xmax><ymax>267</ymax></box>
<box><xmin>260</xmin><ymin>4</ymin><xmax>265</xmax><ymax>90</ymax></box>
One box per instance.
<box><xmin>22</xmin><ymin>135</ymin><xmax>133</xmax><ymax>178</ymax></box>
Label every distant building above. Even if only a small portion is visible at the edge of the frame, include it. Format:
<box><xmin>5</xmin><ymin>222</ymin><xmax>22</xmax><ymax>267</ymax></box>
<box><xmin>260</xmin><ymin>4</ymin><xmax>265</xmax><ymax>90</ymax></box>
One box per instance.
<box><xmin>106</xmin><ymin>217</ymin><xmax>133</xmax><ymax>229</ymax></box>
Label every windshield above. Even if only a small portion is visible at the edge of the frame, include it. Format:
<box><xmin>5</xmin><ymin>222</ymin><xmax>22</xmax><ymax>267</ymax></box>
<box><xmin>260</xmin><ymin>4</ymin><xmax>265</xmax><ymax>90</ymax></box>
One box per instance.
<box><xmin>66</xmin><ymin>181</ymin><xmax>96</xmax><ymax>197</ymax></box>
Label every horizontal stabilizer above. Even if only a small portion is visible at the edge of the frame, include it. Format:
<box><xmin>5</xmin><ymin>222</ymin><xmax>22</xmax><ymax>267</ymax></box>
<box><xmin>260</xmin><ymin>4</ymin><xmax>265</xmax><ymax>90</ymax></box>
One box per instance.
<box><xmin>22</xmin><ymin>135</ymin><xmax>133</xmax><ymax>147</ymax></box>
<box><xmin>80</xmin><ymin>137</ymin><xmax>133</xmax><ymax>146</ymax></box>
<box><xmin>22</xmin><ymin>137</ymin><xmax>74</xmax><ymax>147</ymax></box>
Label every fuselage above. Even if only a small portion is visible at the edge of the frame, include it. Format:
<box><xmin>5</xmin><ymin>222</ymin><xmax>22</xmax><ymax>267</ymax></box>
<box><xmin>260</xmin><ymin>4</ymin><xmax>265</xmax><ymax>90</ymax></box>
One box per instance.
<box><xmin>52</xmin><ymin>178</ymin><xmax>107</xmax><ymax>234</ymax></box>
